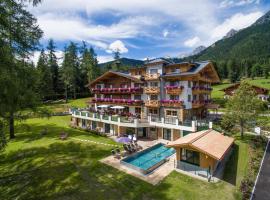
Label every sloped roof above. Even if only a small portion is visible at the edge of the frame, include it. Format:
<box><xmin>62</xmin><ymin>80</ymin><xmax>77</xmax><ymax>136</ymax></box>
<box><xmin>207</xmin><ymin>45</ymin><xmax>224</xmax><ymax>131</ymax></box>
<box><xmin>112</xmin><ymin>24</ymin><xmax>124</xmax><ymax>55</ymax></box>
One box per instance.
<box><xmin>167</xmin><ymin>129</ymin><xmax>234</xmax><ymax>160</ymax></box>
<box><xmin>88</xmin><ymin>71</ymin><xmax>143</xmax><ymax>86</ymax></box>
<box><xmin>161</xmin><ymin>61</ymin><xmax>220</xmax><ymax>83</ymax></box>
<box><xmin>144</xmin><ymin>58</ymin><xmax>174</xmax><ymax>65</ymax></box>
<box><xmin>221</xmin><ymin>83</ymin><xmax>269</xmax><ymax>92</ymax></box>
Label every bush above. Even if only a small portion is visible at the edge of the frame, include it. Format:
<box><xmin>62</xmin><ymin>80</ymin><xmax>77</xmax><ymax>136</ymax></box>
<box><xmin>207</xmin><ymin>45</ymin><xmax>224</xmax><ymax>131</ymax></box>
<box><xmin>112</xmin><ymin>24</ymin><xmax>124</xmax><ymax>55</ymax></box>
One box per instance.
<box><xmin>240</xmin><ymin>177</ymin><xmax>253</xmax><ymax>200</ymax></box>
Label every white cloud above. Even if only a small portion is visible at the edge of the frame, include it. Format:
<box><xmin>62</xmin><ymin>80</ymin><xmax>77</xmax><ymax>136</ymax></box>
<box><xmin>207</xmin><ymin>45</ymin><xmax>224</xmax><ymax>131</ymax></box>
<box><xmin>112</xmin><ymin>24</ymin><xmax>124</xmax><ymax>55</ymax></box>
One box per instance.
<box><xmin>211</xmin><ymin>11</ymin><xmax>263</xmax><ymax>39</ymax></box>
<box><xmin>219</xmin><ymin>0</ymin><xmax>260</xmax><ymax>8</ymax></box>
<box><xmin>163</xmin><ymin>30</ymin><xmax>169</xmax><ymax>38</ymax></box>
<box><xmin>97</xmin><ymin>55</ymin><xmax>114</xmax><ymax>64</ymax></box>
<box><xmin>184</xmin><ymin>36</ymin><xmax>201</xmax><ymax>47</ymax></box>
<box><xmin>28</xmin><ymin>0</ymin><xmax>217</xmax><ymax>49</ymax></box>
<box><xmin>106</xmin><ymin>40</ymin><xmax>128</xmax><ymax>54</ymax></box>
<box><xmin>30</xmin><ymin>50</ymin><xmax>64</xmax><ymax>66</ymax></box>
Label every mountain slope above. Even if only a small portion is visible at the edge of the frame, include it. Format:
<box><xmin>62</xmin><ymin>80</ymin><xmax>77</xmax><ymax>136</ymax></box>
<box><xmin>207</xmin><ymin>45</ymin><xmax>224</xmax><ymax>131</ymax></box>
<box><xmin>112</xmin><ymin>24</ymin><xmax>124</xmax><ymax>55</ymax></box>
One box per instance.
<box><xmin>99</xmin><ymin>57</ymin><xmax>144</xmax><ymax>68</ymax></box>
<box><xmin>191</xmin><ymin>11</ymin><xmax>270</xmax><ymax>61</ymax></box>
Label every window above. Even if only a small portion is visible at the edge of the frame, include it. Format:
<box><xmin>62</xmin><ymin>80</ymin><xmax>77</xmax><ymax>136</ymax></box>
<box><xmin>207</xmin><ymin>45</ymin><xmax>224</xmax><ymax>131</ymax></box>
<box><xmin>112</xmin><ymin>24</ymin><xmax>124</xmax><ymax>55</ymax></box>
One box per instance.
<box><xmin>181</xmin><ymin>148</ymin><xmax>200</xmax><ymax>166</ymax></box>
<box><xmin>96</xmin><ymin>84</ymin><xmax>102</xmax><ymax>89</ymax></box>
<box><xmin>193</xmin><ymin>95</ymin><xmax>197</xmax><ymax>101</ymax></box>
<box><xmin>188</xmin><ymin>81</ymin><xmax>192</xmax><ymax>88</ymax></box>
<box><xmin>135</xmin><ymin>107</ymin><xmax>141</xmax><ymax>114</ymax></box>
<box><xmin>166</xmin><ymin>110</ymin><xmax>177</xmax><ymax>116</ymax></box>
<box><xmin>188</xmin><ymin>95</ymin><xmax>191</xmax><ymax>102</ymax></box>
<box><xmin>134</xmin><ymin>95</ymin><xmax>141</xmax><ymax>100</ymax></box>
<box><xmin>96</xmin><ymin>94</ymin><xmax>101</xmax><ymax>98</ymax></box>
<box><xmin>169</xmin><ymin>81</ymin><xmax>178</xmax><ymax>86</ymax></box>
<box><xmin>150</xmin><ymin>95</ymin><xmax>158</xmax><ymax>100</ymax></box>
<box><xmin>149</xmin><ymin>109</ymin><xmax>158</xmax><ymax>114</ymax></box>
<box><xmin>149</xmin><ymin>82</ymin><xmax>159</xmax><ymax>87</ymax></box>
<box><xmin>170</xmin><ymin>95</ymin><xmax>179</xmax><ymax>100</ymax></box>
<box><xmin>163</xmin><ymin>129</ymin><xmax>171</xmax><ymax>140</ymax></box>
<box><xmin>149</xmin><ymin>68</ymin><xmax>158</xmax><ymax>74</ymax></box>
<box><xmin>134</xmin><ymin>83</ymin><xmax>141</xmax><ymax>88</ymax></box>
<box><xmin>120</xmin><ymin>83</ymin><xmax>128</xmax><ymax>88</ymax></box>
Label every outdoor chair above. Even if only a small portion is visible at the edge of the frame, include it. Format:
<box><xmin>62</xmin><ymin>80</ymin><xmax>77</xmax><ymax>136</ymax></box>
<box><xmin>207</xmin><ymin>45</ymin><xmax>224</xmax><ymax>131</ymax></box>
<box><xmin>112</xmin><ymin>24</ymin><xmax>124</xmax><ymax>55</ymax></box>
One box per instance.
<box><xmin>59</xmin><ymin>132</ymin><xmax>68</xmax><ymax>140</ymax></box>
<box><xmin>111</xmin><ymin>149</ymin><xmax>121</xmax><ymax>159</ymax></box>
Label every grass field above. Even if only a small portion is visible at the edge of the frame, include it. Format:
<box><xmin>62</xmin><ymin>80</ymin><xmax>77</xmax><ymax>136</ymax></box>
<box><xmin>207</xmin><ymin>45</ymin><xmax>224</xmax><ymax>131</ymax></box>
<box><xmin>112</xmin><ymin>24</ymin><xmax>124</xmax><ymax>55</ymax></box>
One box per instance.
<box><xmin>0</xmin><ymin>115</ymin><xmax>266</xmax><ymax>200</ymax></box>
<box><xmin>41</xmin><ymin>97</ymin><xmax>90</xmax><ymax>113</ymax></box>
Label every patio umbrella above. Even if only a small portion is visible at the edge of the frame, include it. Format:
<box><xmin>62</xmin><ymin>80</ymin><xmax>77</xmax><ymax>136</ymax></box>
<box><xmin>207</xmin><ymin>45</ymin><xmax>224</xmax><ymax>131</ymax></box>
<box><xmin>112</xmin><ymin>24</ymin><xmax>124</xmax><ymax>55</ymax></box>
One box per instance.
<box><xmin>110</xmin><ymin>106</ymin><xmax>125</xmax><ymax>109</ymax></box>
<box><xmin>97</xmin><ymin>105</ymin><xmax>109</xmax><ymax>108</ymax></box>
<box><xmin>115</xmin><ymin>137</ymin><xmax>131</xmax><ymax>143</ymax></box>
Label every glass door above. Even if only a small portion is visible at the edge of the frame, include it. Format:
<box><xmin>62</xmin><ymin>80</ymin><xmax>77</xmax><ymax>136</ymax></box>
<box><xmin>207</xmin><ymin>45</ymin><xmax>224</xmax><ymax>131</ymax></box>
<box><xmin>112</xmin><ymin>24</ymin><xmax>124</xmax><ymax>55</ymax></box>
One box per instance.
<box><xmin>163</xmin><ymin>128</ymin><xmax>171</xmax><ymax>140</ymax></box>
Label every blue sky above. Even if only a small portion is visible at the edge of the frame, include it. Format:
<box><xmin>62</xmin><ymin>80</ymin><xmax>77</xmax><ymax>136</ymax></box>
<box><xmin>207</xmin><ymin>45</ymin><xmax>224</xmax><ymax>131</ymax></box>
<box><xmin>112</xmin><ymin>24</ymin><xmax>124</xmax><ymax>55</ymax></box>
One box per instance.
<box><xmin>28</xmin><ymin>0</ymin><xmax>270</xmax><ymax>64</ymax></box>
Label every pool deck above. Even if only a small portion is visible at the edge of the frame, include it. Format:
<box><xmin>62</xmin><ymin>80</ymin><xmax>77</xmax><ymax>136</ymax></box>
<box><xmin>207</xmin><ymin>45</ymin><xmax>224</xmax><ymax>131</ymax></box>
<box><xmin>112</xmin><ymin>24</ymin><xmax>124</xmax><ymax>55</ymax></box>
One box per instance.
<box><xmin>100</xmin><ymin>154</ymin><xmax>176</xmax><ymax>185</ymax></box>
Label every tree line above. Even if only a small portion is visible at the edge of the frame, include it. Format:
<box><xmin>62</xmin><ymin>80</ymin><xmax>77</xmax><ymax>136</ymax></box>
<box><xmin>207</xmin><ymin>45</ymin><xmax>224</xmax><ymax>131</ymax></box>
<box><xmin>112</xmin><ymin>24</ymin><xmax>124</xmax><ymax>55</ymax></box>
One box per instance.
<box><xmin>214</xmin><ymin>58</ymin><xmax>270</xmax><ymax>83</ymax></box>
<box><xmin>0</xmin><ymin>0</ymin><xmax>101</xmax><ymax>145</ymax></box>
<box><xmin>36</xmin><ymin>40</ymin><xmax>100</xmax><ymax>102</ymax></box>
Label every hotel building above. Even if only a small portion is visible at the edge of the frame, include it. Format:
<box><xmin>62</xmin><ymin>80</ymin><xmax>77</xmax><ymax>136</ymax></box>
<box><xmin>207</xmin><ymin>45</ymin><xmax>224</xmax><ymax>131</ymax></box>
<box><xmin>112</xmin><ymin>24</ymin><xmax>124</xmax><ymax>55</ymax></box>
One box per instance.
<box><xmin>71</xmin><ymin>58</ymin><xmax>220</xmax><ymax>141</ymax></box>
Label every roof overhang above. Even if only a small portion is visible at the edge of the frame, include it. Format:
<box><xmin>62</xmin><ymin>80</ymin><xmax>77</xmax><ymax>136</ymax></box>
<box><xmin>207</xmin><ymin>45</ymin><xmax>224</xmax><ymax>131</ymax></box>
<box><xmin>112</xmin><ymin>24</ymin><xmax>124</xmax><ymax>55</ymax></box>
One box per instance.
<box><xmin>87</xmin><ymin>71</ymin><xmax>143</xmax><ymax>87</ymax></box>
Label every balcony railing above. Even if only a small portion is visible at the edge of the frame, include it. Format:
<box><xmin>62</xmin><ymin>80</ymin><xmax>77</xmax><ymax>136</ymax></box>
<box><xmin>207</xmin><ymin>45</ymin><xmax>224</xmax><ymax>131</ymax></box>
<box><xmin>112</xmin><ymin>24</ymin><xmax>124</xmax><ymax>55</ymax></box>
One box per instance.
<box><xmin>91</xmin><ymin>98</ymin><xmax>143</xmax><ymax>106</ymax></box>
<box><xmin>145</xmin><ymin>100</ymin><xmax>160</xmax><ymax>107</ymax></box>
<box><xmin>192</xmin><ymin>86</ymin><xmax>212</xmax><ymax>94</ymax></box>
<box><xmin>91</xmin><ymin>87</ymin><xmax>143</xmax><ymax>94</ymax></box>
<box><xmin>161</xmin><ymin>100</ymin><xmax>184</xmax><ymax>107</ymax></box>
<box><xmin>144</xmin><ymin>73</ymin><xmax>160</xmax><ymax>80</ymax></box>
<box><xmin>192</xmin><ymin>100</ymin><xmax>212</xmax><ymax>108</ymax></box>
<box><xmin>165</xmin><ymin>85</ymin><xmax>184</xmax><ymax>95</ymax></box>
<box><xmin>144</xmin><ymin>87</ymin><xmax>160</xmax><ymax>94</ymax></box>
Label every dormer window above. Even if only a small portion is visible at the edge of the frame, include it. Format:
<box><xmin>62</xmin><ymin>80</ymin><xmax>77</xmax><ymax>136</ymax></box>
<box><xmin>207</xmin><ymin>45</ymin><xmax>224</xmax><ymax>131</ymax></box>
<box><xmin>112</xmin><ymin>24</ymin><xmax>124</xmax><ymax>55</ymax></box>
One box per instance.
<box><xmin>150</xmin><ymin>69</ymin><xmax>158</xmax><ymax>74</ymax></box>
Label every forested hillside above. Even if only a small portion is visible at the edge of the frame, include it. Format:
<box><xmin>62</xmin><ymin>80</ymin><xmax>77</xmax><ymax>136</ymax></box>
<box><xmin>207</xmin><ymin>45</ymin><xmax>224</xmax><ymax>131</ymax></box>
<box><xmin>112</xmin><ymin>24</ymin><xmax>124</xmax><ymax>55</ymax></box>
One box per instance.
<box><xmin>187</xmin><ymin>10</ymin><xmax>270</xmax><ymax>82</ymax></box>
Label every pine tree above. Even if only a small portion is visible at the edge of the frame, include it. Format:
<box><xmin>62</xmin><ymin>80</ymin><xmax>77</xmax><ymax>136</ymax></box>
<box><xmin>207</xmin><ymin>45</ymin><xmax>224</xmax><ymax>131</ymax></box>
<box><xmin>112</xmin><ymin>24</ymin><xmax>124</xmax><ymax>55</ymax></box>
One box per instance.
<box><xmin>47</xmin><ymin>39</ymin><xmax>59</xmax><ymax>95</ymax></box>
<box><xmin>0</xmin><ymin>0</ymin><xmax>43</xmax><ymax>139</ymax></box>
<box><xmin>227</xmin><ymin>60</ymin><xmax>238</xmax><ymax>83</ymax></box>
<box><xmin>61</xmin><ymin>42</ymin><xmax>79</xmax><ymax>102</ymax></box>
<box><xmin>112</xmin><ymin>49</ymin><xmax>121</xmax><ymax>71</ymax></box>
<box><xmin>37</xmin><ymin>49</ymin><xmax>53</xmax><ymax>99</ymax></box>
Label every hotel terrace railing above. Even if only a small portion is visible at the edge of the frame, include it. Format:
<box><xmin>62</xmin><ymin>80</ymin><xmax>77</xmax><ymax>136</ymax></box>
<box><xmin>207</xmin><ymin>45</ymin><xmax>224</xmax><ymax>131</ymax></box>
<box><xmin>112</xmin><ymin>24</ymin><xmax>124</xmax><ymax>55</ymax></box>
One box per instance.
<box><xmin>192</xmin><ymin>86</ymin><xmax>212</xmax><ymax>94</ymax></box>
<box><xmin>91</xmin><ymin>98</ymin><xmax>143</xmax><ymax>106</ymax></box>
<box><xmin>160</xmin><ymin>100</ymin><xmax>184</xmax><ymax>107</ymax></box>
<box><xmin>192</xmin><ymin>100</ymin><xmax>212</xmax><ymax>108</ymax></box>
<box><xmin>144</xmin><ymin>73</ymin><xmax>160</xmax><ymax>81</ymax></box>
<box><xmin>165</xmin><ymin>85</ymin><xmax>184</xmax><ymax>95</ymax></box>
<box><xmin>148</xmin><ymin>116</ymin><xmax>197</xmax><ymax>132</ymax></box>
<box><xmin>91</xmin><ymin>87</ymin><xmax>143</xmax><ymax>94</ymax></box>
<box><xmin>72</xmin><ymin>109</ymin><xmax>211</xmax><ymax>131</ymax></box>
<box><xmin>145</xmin><ymin>100</ymin><xmax>160</xmax><ymax>107</ymax></box>
<box><xmin>72</xmin><ymin>110</ymin><xmax>148</xmax><ymax>128</ymax></box>
<box><xmin>144</xmin><ymin>87</ymin><xmax>160</xmax><ymax>94</ymax></box>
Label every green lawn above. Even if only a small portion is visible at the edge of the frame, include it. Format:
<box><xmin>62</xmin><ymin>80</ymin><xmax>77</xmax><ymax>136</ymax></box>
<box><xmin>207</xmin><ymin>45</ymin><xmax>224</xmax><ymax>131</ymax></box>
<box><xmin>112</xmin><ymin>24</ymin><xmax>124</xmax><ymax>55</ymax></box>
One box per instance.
<box><xmin>0</xmin><ymin>116</ymin><xmax>265</xmax><ymax>200</ymax></box>
<box><xmin>41</xmin><ymin>97</ymin><xmax>90</xmax><ymax>113</ymax></box>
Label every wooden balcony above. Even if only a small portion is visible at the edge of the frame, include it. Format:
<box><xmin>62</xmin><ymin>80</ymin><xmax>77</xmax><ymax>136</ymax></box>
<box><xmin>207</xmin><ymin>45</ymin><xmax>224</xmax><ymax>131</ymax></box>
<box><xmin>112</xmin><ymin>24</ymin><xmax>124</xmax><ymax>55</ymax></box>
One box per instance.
<box><xmin>145</xmin><ymin>100</ymin><xmax>160</xmax><ymax>107</ymax></box>
<box><xmin>192</xmin><ymin>86</ymin><xmax>212</xmax><ymax>94</ymax></box>
<box><xmin>192</xmin><ymin>100</ymin><xmax>211</xmax><ymax>108</ymax></box>
<box><xmin>161</xmin><ymin>100</ymin><xmax>184</xmax><ymax>107</ymax></box>
<box><xmin>91</xmin><ymin>87</ymin><xmax>143</xmax><ymax>94</ymax></box>
<box><xmin>144</xmin><ymin>73</ymin><xmax>160</xmax><ymax>81</ymax></box>
<box><xmin>144</xmin><ymin>87</ymin><xmax>160</xmax><ymax>94</ymax></box>
<box><xmin>91</xmin><ymin>98</ymin><xmax>143</xmax><ymax>106</ymax></box>
<box><xmin>166</xmin><ymin>86</ymin><xmax>184</xmax><ymax>95</ymax></box>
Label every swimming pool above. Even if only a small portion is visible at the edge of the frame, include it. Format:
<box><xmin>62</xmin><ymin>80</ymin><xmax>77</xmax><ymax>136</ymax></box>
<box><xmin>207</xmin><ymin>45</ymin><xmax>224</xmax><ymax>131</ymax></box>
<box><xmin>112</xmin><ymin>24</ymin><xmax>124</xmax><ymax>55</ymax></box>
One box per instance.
<box><xmin>121</xmin><ymin>143</ymin><xmax>175</xmax><ymax>174</ymax></box>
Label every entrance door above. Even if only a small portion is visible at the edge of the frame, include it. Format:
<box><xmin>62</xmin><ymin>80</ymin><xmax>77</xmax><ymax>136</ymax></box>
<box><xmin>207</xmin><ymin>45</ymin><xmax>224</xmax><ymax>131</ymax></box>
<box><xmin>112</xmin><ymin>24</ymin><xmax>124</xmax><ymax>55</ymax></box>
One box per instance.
<box><xmin>92</xmin><ymin>121</ymin><xmax>97</xmax><ymax>130</ymax></box>
<box><xmin>138</xmin><ymin>128</ymin><xmax>147</xmax><ymax>138</ymax></box>
<box><xmin>163</xmin><ymin>128</ymin><xmax>171</xmax><ymax>140</ymax></box>
<box><xmin>104</xmin><ymin>123</ymin><xmax>110</xmax><ymax>133</ymax></box>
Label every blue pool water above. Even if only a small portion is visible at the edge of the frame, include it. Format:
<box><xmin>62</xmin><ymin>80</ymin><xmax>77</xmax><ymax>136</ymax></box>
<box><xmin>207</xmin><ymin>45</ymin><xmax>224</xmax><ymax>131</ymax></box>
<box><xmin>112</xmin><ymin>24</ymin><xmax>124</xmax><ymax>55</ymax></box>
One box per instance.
<box><xmin>121</xmin><ymin>143</ymin><xmax>175</xmax><ymax>174</ymax></box>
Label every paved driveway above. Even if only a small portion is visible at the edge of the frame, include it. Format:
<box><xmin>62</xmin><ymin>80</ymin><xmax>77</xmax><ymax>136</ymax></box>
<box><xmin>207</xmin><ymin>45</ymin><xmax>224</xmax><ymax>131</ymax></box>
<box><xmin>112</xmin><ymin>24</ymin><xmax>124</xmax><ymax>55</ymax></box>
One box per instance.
<box><xmin>252</xmin><ymin>140</ymin><xmax>270</xmax><ymax>200</ymax></box>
